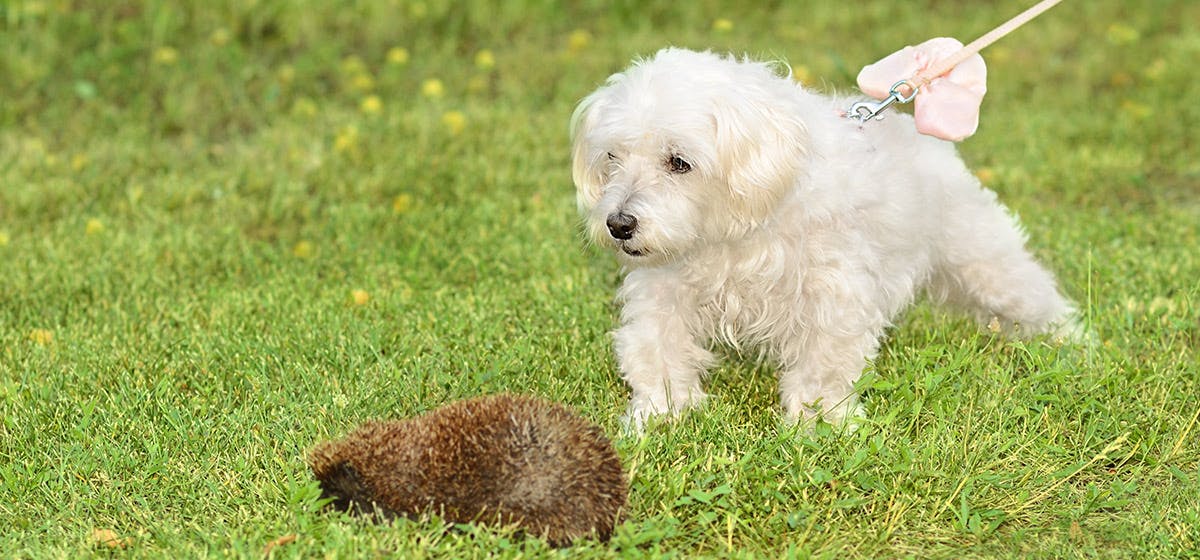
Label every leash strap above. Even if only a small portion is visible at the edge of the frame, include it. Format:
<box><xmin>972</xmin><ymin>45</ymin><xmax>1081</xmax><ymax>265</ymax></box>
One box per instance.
<box><xmin>848</xmin><ymin>0</ymin><xmax>1063</xmax><ymax>126</ymax></box>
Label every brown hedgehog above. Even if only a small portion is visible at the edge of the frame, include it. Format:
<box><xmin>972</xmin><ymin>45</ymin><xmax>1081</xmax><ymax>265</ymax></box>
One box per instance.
<box><xmin>308</xmin><ymin>394</ymin><xmax>628</xmax><ymax>547</ymax></box>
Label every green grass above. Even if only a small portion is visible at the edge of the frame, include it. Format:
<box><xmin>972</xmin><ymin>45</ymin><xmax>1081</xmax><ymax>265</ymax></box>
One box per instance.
<box><xmin>2</xmin><ymin>0</ymin><xmax>1198</xmax><ymax>557</ymax></box>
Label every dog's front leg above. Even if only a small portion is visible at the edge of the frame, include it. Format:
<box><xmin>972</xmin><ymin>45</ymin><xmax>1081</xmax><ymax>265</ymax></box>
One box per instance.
<box><xmin>777</xmin><ymin>326</ymin><xmax>879</xmax><ymax>431</ymax></box>
<box><xmin>614</xmin><ymin>268</ymin><xmax>713</xmax><ymax>431</ymax></box>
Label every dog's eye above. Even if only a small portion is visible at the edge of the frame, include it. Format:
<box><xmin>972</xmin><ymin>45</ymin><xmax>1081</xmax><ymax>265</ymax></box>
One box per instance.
<box><xmin>667</xmin><ymin>155</ymin><xmax>692</xmax><ymax>174</ymax></box>
<box><xmin>606</xmin><ymin>152</ymin><xmax>618</xmax><ymax>161</ymax></box>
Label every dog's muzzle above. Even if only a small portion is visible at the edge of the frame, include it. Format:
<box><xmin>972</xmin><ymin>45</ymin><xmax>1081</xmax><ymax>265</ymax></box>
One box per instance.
<box><xmin>606</xmin><ymin>212</ymin><xmax>638</xmax><ymax>240</ymax></box>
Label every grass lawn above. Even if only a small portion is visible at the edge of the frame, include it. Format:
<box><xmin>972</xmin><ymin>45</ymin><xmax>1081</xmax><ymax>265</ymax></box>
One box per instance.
<box><xmin>2</xmin><ymin>0</ymin><xmax>1198</xmax><ymax>557</ymax></box>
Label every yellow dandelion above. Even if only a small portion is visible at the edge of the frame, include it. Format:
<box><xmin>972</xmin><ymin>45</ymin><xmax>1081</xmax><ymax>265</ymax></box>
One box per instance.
<box><xmin>127</xmin><ymin>185</ymin><xmax>144</xmax><ymax>204</ymax></box>
<box><xmin>291</xmin><ymin>97</ymin><xmax>318</xmax><ymax>117</ymax></box>
<box><xmin>153</xmin><ymin>46</ymin><xmax>179</xmax><ymax>65</ymax></box>
<box><xmin>360</xmin><ymin>95</ymin><xmax>382</xmax><ymax>114</ymax></box>
<box><xmin>393</xmin><ymin>193</ymin><xmax>413</xmax><ymax>214</ymax></box>
<box><xmin>85</xmin><ymin>218</ymin><xmax>104</xmax><ymax>235</ymax></box>
<box><xmin>567</xmin><ymin>29</ymin><xmax>591</xmax><ymax>53</ymax></box>
<box><xmin>350</xmin><ymin>73</ymin><xmax>375</xmax><ymax>92</ymax></box>
<box><xmin>387</xmin><ymin>47</ymin><xmax>410</xmax><ymax>66</ymax></box>
<box><xmin>0</xmin><ymin>231</ymin><xmax>10</xmax><ymax>246</ymax></box>
<box><xmin>292</xmin><ymin>240</ymin><xmax>314</xmax><ymax>258</ymax></box>
<box><xmin>29</xmin><ymin>328</ymin><xmax>54</xmax><ymax>345</ymax></box>
<box><xmin>340</xmin><ymin>55</ymin><xmax>366</xmax><ymax>75</ymax></box>
<box><xmin>71</xmin><ymin>154</ymin><xmax>88</xmax><ymax>171</ymax></box>
<box><xmin>421</xmin><ymin>78</ymin><xmax>445</xmax><ymax>98</ymax></box>
<box><xmin>989</xmin><ymin>46</ymin><xmax>1012</xmax><ymax>65</ymax></box>
<box><xmin>22</xmin><ymin>1</ymin><xmax>46</xmax><ymax>16</ymax></box>
<box><xmin>791</xmin><ymin>64</ymin><xmax>812</xmax><ymax>85</ymax></box>
<box><xmin>209</xmin><ymin>28</ymin><xmax>231</xmax><ymax>47</ymax></box>
<box><xmin>441</xmin><ymin>110</ymin><xmax>466</xmax><ymax>135</ymax></box>
<box><xmin>351</xmin><ymin>289</ymin><xmax>370</xmax><ymax>306</ymax></box>
<box><xmin>467</xmin><ymin>76</ymin><xmax>488</xmax><ymax>94</ymax></box>
<box><xmin>1121</xmin><ymin>99</ymin><xmax>1151</xmax><ymax>120</ymax></box>
<box><xmin>712</xmin><ymin>18</ymin><xmax>734</xmax><ymax>32</ymax></box>
<box><xmin>333</xmin><ymin>125</ymin><xmax>359</xmax><ymax>153</ymax></box>
<box><xmin>1106</xmin><ymin>23</ymin><xmax>1140</xmax><ymax>46</ymax></box>
<box><xmin>1109</xmin><ymin>71</ymin><xmax>1133</xmax><ymax>88</ymax></box>
<box><xmin>277</xmin><ymin>65</ymin><xmax>296</xmax><ymax>85</ymax></box>
<box><xmin>474</xmin><ymin>49</ymin><xmax>496</xmax><ymax>71</ymax></box>
<box><xmin>974</xmin><ymin>167</ymin><xmax>997</xmax><ymax>184</ymax></box>
<box><xmin>1144</xmin><ymin>58</ymin><xmax>1166</xmax><ymax>81</ymax></box>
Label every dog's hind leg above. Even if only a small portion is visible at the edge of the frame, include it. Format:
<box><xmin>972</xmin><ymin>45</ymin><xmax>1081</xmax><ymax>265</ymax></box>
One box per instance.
<box><xmin>928</xmin><ymin>183</ymin><xmax>1077</xmax><ymax>338</ymax></box>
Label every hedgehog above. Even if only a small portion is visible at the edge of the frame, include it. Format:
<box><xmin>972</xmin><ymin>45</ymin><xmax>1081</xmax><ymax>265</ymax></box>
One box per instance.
<box><xmin>308</xmin><ymin>393</ymin><xmax>628</xmax><ymax>547</ymax></box>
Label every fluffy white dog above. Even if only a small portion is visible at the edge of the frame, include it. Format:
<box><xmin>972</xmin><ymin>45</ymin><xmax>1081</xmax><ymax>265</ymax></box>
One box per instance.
<box><xmin>570</xmin><ymin>48</ymin><xmax>1076</xmax><ymax>429</ymax></box>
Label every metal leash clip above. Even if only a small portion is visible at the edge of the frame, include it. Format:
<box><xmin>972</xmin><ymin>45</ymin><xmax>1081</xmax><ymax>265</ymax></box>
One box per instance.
<box><xmin>847</xmin><ymin>80</ymin><xmax>920</xmax><ymax>123</ymax></box>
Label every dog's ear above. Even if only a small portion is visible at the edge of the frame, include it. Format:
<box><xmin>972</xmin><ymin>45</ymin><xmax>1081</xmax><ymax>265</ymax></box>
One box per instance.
<box><xmin>712</xmin><ymin>86</ymin><xmax>809</xmax><ymax>224</ymax></box>
<box><xmin>570</xmin><ymin>91</ymin><xmax>608</xmax><ymax>215</ymax></box>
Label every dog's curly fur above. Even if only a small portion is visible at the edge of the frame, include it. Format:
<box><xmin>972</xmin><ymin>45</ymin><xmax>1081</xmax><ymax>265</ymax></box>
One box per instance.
<box><xmin>570</xmin><ymin>48</ymin><xmax>1077</xmax><ymax>429</ymax></box>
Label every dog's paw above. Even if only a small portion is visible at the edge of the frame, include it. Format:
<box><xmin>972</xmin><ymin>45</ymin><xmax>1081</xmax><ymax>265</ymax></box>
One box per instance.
<box><xmin>620</xmin><ymin>392</ymin><xmax>707</xmax><ymax>434</ymax></box>
<box><xmin>1048</xmin><ymin>312</ymin><xmax>1096</xmax><ymax>347</ymax></box>
<box><xmin>782</xmin><ymin>396</ymin><xmax>865</xmax><ymax>434</ymax></box>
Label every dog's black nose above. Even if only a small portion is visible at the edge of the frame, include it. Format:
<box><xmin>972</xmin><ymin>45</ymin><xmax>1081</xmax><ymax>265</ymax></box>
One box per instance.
<box><xmin>606</xmin><ymin>212</ymin><xmax>638</xmax><ymax>240</ymax></box>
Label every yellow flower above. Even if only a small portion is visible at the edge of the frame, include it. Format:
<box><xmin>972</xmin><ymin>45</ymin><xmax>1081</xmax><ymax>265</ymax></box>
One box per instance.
<box><xmin>791</xmin><ymin>64</ymin><xmax>812</xmax><ymax>85</ymax></box>
<box><xmin>292</xmin><ymin>240</ymin><xmax>314</xmax><ymax>258</ymax></box>
<box><xmin>474</xmin><ymin>49</ymin><xmax>495</xmax><ymax>70</ymax></box>
<box><xmin>988</xmin><ymin>47</ymin><xmax>1012</xmax><ymax>65</ymax></box>
<box><xmin>974</xmin><ymin>167</ymin><xmax>997</xmax><ymax>184</ymax></box>
<box><xmin>441</xmin><ymin>110</ymin><xmax>466</xmax><ymax>135</ymax></box>
<box><xmin>277</xmin><ymin>65</ymin><xmax>296</xmax><ymax>85</ymax></box>
<box><xmin>209</xmin><ymin>28</ymin><xmax>231</xmax><ymax>47</ymax></box>
<box><xmin>421</xmin><ymin>78</ymin><xmax>445</xmax><ymax>98</ymax></box>
<box><xmin>712</xmin><ymin>18</ymin><xmax>733</xmax><ymax>32</ymax></box>
<box><xmin>1144</xmin><ymin>58</ymin><xmax>1166</xmax><ymax>81</ymax></box>
<box><xmin>340</xmin><ymin>55</ymin><xmax>366</xmax><ymax>75</ymax></box>
<box><xmin>393</xmin><ymin>193</ymin><xmax>413</xmax><ymax>214</ymax></box>
<box><xmin>71</xmin><ymin>154</ymin><xmax>88</xmax><ymax>171</ymax></box>
<box><xmin>1109</xmin><ymin>71</ymin><xmax>1133</xmax><ymax>88</ymax></box>
<box><xmin>360</xmin><ymin>95</ymin><xmax>382</xmax><ymax>114</ymax></box>
<box><xmin>1121</xmin><ymin>99</ymin><xmax>1151</xmax><ymax>120</ymax></box>
<box><xmin>29</xmin><ymin>329</ymin><xmax>54</xmax><ymax>345</ymax></box>
<box><xmin>333</xmin><ymin>125</ymin><xmax>359</xmax><ymax>153</ymax></box>
<box><xmin>1106</xmin><ymin>23</ymin><xmax>1140</xmax><ymax>46</ymax></box>
<box><xmin>567</xmin><ymin>29</ymin><xmax>591</xmax><ymax>53</ymax></box>
<box><xmin>153</xmin><ymin>46</ymin><xmax>179</xmax><ymax>65</ymax></box>
<box><xmin>292</xmin><ymin>97</ymin><xmax>318</xmax><ymax>117</ymax></box>
<box><xmin>387</xmin><ymin>47</ymin><xmax>410</xmax><ymax>65</ymax></box>
<box><xmin>351</xmin><ymin>289</ymin><xmax>370</xmax><ymax>306</ymax></box>
<box><xmin>21</xmin><ymin>1</ymin><xmax>46</xmax><ymax>16</ymax></box>
<box><xmin>0</xmin><ymin>231</ymin><xmax>9</xmax><ymax>246</ymax></box>
<box><xmin>467</xmin><ymin>76</ymin><xmax>488</xmax><ymax>94</ymax></box>
<box><xmin>85</xmin><ymin>218</ymin><xmax>104</xmax><ymax>235</ymax></box>
<box><xmin>350</xmin><ymin>73</ymin><xmax>375</xmax><ymax>92</ymax></box>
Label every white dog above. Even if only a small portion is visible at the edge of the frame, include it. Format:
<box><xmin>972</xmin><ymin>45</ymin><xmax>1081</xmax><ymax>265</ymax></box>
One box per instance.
<box><xmin>570</xmin><ymin>48</ymin><xmax>1076</xmax><ymax>429</ymax></box>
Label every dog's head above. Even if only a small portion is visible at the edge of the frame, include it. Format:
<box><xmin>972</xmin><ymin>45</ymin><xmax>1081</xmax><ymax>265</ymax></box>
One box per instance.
<box><xmin>570</xmin><ymin>48</ymin><xmax>810</xmax><ymax>266</ymax></box>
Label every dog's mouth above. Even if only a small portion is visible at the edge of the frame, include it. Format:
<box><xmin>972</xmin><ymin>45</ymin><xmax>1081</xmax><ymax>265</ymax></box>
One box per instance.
<box><xmin>617</xmin><ymin>242</ymin><xmax>648</xmax><ymax>257</ymax></box>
